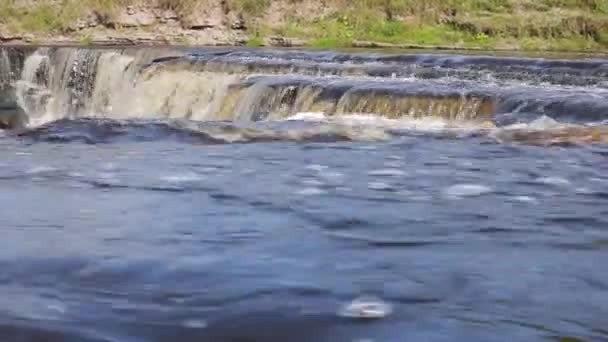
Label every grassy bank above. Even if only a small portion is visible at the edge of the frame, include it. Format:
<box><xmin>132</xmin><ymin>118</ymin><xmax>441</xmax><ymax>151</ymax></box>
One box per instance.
<box><xmin>263</xmin><ymin>0</ymin><xmax>608</xmax><ymax>51</ymax></box>
<box><xmin>1</xmin><ymin>0</ymin><xmax>608</xmax><ymax>52</ymax></box>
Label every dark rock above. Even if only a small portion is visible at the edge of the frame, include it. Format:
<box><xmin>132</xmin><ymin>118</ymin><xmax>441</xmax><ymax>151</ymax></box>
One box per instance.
<box><xmin>0</xmin><ymin>108</ymin><xmax>28</xmax><ymax>130</ymax></box>
<box><xmin>66</xmin><ymin>14</ymin><xmax>100</xmax><ymax>32</ymax></box>
<box><xmin>264</xmin><ymin>36</ymin><xmax>307</xmax><ymax>47</ymax></box>
<box><xmin>183</xmin><ymin>16</ymin><xmax>222</xmax><ymax>30</ymax></box>
<box><xmin>156</xmin><ymin>10</ymin><xmax>180</xmax><ymax>24</ymax></box>
<box><xmin>182</xmin><ymin>5</ymin><xmax>224</xmax><ymax>30</ymax></box>
<box><xmin>226</xmin><ymin>13</ymin><xmax>246</xmax><ymax>30</ymax></box>
<box><xmin>0</xmin><ymin>27</ymin><xmax>22</xmax><ymax>42</ymax></box>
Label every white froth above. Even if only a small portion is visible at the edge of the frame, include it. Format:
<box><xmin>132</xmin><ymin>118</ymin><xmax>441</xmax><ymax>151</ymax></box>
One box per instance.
<box><xmin>296</xmin><ymin>188</ymin><xmax>326</xmax><ymax>196</ymax></box>
<box><xmin>46</xmin><ymin>303</ymin><xmax>67</xmax><ymax>314</ymax></box>
<box><xmin>26</xmin><ymin>166</ymin><xmax>57</xmax><ymax>174</ymax></box>
<box><xmin>306</xmin><ymin>164</ymin><xmax>328</xmax><ymax>172</ymax></box>
<box><xmin>287</xmin><ymin>112</ymin><xmax>489</xmax><ymax>134</ymax></box>
<box><xmin>160</xmin><ymin>172</ymin><xmax>203</xmax><ymax>183</ymax></box>
<box><xmin>181</xmin><ymin>319</ymin><xmax>208</xmax><ymax>329</ymax></box>
<box><xmin>338</xmin><ymin>296</ymin><xmax>393</xmax><ymax>319</ymax></box>
<box><xmin>368</xmin><ymin>182</ymin><xmax>394</xmax><ymax>191</ymax></box>
<box><xmin>444</xmin><ymin>184</ymin><xmax>492</xmax><ymax>198</ymax></box>
<box><xmin>286</xmin><ymin>112</ymin><xmax>326</xmax><ymax>121</ymax></box>
<box><xmin>512</xmin><ymin>196</ymin><xmax>539</xmax><ymax>204</ymax></box>
<box><xmin>536</xmin><ymin>176</ymin><xmax>570</xmax><ymax>186</ymax></box>
<box><xmin>97</xmin><ymin>172</ymin><xmax>117</xmax><ymax>179</ymax></box>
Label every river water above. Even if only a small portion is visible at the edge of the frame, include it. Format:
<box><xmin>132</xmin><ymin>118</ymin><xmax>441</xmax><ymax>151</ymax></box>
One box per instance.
<box><xmin>0</xmin><ymin>46</ymin><xmax>607</xmax><ymax>342</ymax></box>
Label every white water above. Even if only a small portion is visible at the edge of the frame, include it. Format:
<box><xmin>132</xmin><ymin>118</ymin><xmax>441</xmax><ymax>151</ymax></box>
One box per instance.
<box><xmin>9</xmin><ymin>48</ymin><xmax>503</xmax><ymax>128</ymax></box>
<box><xmin>15</xmin><ymin>50</ymin><xmax>53</xmax><ymax>126</ymax></box>
<box><xmin>13</xmin><ymin>49</ymin><xmax>275</xmax><ymax>124</ymax></box>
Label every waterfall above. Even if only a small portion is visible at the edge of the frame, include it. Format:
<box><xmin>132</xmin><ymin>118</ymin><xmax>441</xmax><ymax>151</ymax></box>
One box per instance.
<box><xmin>2</xmin><ymin>46</ymin><xmax>607</xmax><ymax>130</ymax></box>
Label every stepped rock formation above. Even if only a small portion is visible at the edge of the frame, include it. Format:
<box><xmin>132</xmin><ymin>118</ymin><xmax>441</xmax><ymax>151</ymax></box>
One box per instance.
<box><xmin>1</xmin><ymin>45</ymin><xmax>608</xmax><ymax>146</ymax></box>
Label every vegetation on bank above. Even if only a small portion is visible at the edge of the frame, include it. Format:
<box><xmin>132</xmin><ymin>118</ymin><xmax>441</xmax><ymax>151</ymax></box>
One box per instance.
<box><xmin>266</xmin><ymin>0</ymin><xmax>608</xmax><ymax>51</ymax></box>
<box><xmin>1</xmin><ymin>0</ymin><xmax>608</xmax><ymax>51</ymax></box>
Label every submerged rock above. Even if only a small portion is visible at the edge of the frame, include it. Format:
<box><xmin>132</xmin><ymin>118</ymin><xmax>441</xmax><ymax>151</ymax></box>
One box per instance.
<box><xmin>0</xmin><ymin>109</ymin><xmax>28</xmax><ymax>130</ymax></box>
<box><xmin>492</xmin><ymin>126</ymin><xmax>608</xmax><ymax>146</ymax></box>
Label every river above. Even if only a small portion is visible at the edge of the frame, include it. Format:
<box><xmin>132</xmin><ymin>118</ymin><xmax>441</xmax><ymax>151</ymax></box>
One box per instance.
<box><xmin>0</xmin><ymin>46</ymin><xmax>607</xmax><ymax>342</ymax></box>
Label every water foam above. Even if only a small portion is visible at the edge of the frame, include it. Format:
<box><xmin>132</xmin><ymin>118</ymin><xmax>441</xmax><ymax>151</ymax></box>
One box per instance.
<box><xmin>160</xmin><ymin>172</ymin><xmax>204</xmax><ymax>184</ymax></box>
<box><xmin>338</xmin><ymin>296</ymin><xmax>393</xmax><ymax>319</ymax></box>
<box><xmin>286</xmin><ymin>112</ymin><xmax>493</xmax><ymax>133</ymax></box>
<box><xmin>443</xmin><ymin>184</ymin><xmax>493</xmax><ymax>199</ymax></box>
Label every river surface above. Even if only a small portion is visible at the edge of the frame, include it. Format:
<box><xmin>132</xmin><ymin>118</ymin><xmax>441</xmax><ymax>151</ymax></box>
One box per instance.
<box><xmin>0</xmin><ymin>46</ymin><xmax>607</xmax><ymax>342</ymax></box>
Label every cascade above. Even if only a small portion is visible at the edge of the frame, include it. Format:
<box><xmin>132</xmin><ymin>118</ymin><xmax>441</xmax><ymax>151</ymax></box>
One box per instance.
<box><xmin>0</xmin><ymin>46</ymin><xmax>607</xmax><ymax>130</ymax></box>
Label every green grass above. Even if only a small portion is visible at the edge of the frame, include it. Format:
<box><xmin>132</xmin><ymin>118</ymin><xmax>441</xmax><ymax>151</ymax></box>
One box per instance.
<box><xmin>1</xmin><ymin>0</ymin><xmax>608</xmax><ymax>52</ymax></box>
<box><xmin>229</xmin><ymin>0</ymin><xmax>270</xmax><ymax>14</ymax></box>
<box><xmin>265</xmin><ymin>0</ymin><xmax>608</xmax><ymax>51</ymax></box>
<box><xmin>173</xmin><ymin>36</ymin><xmax>192</xmax><ymax>45</ymax></box>
<box><xmin>271</xmin><ymin>12</ymin><xmax>500</xmax><ymax>49</ymax></box>
<box><xmin>245</xmin><ymin>34</ymin><xmax>264</xmax><ymax>47</ymax></box>
<box><xmin>79</xmin><ymin>34</ymin><xmax>94</xmax><ymax>45</ymax></box>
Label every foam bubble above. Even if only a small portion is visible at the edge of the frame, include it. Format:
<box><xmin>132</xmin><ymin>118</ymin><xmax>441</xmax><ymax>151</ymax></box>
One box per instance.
<box><xmin>46</xmin><ymin>302</ymin><xmax>67</xmax><ymax>314</ymax></box>
<box><xmin>97</xmin><ymin>172</ymin><xmax>118</xmax><ymax>180</ymax></box>
<box><xmin>286</xmin><ymin>112</ymin><xmax>326</xmax><ymax>121</ymax></box>
<box><xmin>536</xmin><ymin>176</ymin><xmax>570</xmax><ymax>186</ymax></box>
<box><xmin>525</xmin><ymin>115</ymin><xmax>569</xmax><ymax>130</ymax></box>
<box><xmin>512</xmin><ymin>196</ymin><xmax>539</xmax><ymax>204</ymax></box>
<box><xmin>160</xmin><ymin>172</ymin><xmax>203</xmax><ymax>183</ymax></box>
<box><xmin>338</xmin><ymin>296</ymin><xmax>393</xmax><ymax>319</ymax></box>
<box><xmin>296</xmin><ymin>188</ymin><xmax>326</xmax><ymax>196</ymax></box>
<box><xmin>288</xmin><ymin>112</ymin><xmax>490</xmax><ymax>134</ymax></box>
<box><xmin>368</xmin><ymin>182</ymin><xmax>394</xmax><ymax>191</ymax></box>
<box><xmin>306</xmin><ymin>164</ymin><xmax>328</xmax><ymax>172</ymax></box>
<box><xmin>444</xmin><ymin>184</ymin><xmax>492</xmax><ymax>199</ymax></box>
<box><xmin>26</xmin><ymin>166</ymin><xmax>57</xmax><ymax>174</ymax></box>
<box><xmin>182</xmin><ymin>319</ymin><xmax>207</xmax><ymax>329</ymax></box>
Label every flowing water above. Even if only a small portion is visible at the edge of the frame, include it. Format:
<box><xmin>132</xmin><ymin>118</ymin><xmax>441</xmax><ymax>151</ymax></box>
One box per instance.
<box><xmin>1</xmin><ymin>46</ymin><xmax>608</xmax><ymax>342</ymax></box>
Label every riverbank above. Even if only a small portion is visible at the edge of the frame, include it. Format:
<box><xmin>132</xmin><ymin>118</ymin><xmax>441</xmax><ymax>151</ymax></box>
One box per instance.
<box><xmin>1</xmin><ymin>0</ymin><xmax>608</xmax><ymax>52</ymax></box>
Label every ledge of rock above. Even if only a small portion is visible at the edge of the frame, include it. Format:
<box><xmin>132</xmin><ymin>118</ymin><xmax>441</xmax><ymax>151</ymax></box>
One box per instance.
<box><xmin>0</xmin><ymin>109</ymin><xmax>28</xmax><ymax>130</ymax></box>
<box><xmin>109</xmin><ymin>7</ymin><xmax>157</xmax><ymax>28</ymax></box>
<box><xmin>0</xmin><ymin>27</ymin><xmax>22</xmax><ymax>42</ymax></box>
<box><xmin>156</xmin><ymin>10</ymin><xmax>180</xmax><ymax>24</ymax></box>
<box><xmin>264</xmin><ymin>36</ymin><xmax>308</xmax><ymax>47</ymax></box>
<box><xmin>67</xmin><ymin>14</ymin><xmax>101</xmax><ymax>32</ymax></box>
<box><xmin>182</xmin><ymin>6</ymin><xmax>224</xmax><ymax>30</ymax></box>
